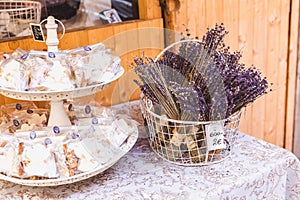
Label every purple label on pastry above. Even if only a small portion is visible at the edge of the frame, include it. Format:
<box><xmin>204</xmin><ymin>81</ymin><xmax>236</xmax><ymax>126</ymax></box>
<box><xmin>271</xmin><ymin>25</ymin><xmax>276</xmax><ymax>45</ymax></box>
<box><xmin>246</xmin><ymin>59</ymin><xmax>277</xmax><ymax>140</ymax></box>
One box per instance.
<box><xmin>48</xmin><ymin>52</ymin><xmax>56</xmax><ymax>58</ymax></box>
<box><xmin>84</xmin><ymin>46</ymin><xmax>92</xmax><ymax>51</ymax></box>
<box><xmin>30</xmin><ymin>131</ymin><xmax>36</xmax><ymax>140</ymax></box>
<box><xmin>72</xmin><ymin>134</ymin><xmax>80</xmax><ymax>139</ymax></box>
<box><xmin>92</xmin><ymin>118</ymin><xmax>98</xmax><ymax>125</ymax></box>
<box><xmin>20</xmin><ymin>53</ymin><xmax>28</xmax><ymax>60</ymax></box>
<box><xmin>13</xmin><ymin>119</ymin><xmax>20</xmax><ymax>127</ymax></box>
<box><xmin>27</xmin><ymin>109</ymin><xmax>33</xmax><ymax>114</ymax></box>
<box><xmin>53</xmin><ymin>126</ymin><xmax>60</xmax><ymax>134</ymax></box>
<box><xmin>44</xmin><ymin>138</ymin><xmax>52</xmax><ymax>145</ymax></box>
<box><xmin>15</xmin><ymin>103</ymin><xmax>22</xmax><ymax>110</ymax></box>
<box><xmin>85</xmin><ymin>105</ymin><xmax>92</xmax><ymax>114</ymax></box>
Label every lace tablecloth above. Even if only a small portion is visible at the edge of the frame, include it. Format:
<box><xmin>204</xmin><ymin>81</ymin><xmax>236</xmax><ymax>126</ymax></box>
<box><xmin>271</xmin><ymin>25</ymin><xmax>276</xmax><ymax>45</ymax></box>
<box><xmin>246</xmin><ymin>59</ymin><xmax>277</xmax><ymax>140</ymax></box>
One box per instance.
<box><xmin>0</xmin><ymin>101</ymin><xmax>299</xmax><ymax>200</ymax></box>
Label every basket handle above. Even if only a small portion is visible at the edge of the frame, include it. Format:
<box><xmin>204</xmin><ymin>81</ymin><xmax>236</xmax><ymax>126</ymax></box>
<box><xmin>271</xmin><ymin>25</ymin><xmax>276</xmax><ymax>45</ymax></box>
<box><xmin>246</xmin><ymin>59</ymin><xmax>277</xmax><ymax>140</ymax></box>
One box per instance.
<box><xmin>154</xmin><ymin>39</ymin><xmax>202</xmax><ymax>62</ymax></box>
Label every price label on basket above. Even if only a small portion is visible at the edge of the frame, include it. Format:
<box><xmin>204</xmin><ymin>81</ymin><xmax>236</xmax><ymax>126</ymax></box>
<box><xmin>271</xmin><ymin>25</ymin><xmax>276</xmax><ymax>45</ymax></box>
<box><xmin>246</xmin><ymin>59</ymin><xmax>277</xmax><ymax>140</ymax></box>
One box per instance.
<box><xmin>29</xmin><ymin>23</ymin><xmax>45</xmax><ymax>42</ymax></box>
<box><xmin>205</xmin><ymin>121</ymin><xmax>226</xmax><ymax>151</ymax></box>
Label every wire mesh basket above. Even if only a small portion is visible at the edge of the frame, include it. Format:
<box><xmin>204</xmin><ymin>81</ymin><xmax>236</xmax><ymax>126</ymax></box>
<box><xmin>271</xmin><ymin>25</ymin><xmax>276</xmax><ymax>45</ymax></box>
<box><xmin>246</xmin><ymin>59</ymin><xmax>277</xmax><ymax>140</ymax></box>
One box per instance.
<box><xmin>0</xmin><ymin>0</ymin><xmax>41</xmax><ymax>39</ymax></box>
<box><xmin>140</xmin><ymin>96</ymin><xmax>242</xmax><ymax>166</ymax></box>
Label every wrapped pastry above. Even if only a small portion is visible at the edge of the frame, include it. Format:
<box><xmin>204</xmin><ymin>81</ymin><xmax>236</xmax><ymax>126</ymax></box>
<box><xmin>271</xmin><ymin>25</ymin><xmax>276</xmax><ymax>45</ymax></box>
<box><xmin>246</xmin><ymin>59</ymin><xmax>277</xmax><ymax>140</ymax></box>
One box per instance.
<box><xmin>0</xmin><ymin>137</ymin><xmax>19</xmax><ymax>177</ymax></box>
<box><xmin>0</xmin><ymin>107</ymin><xmax>137</xmax><ymax>179</ymax></box>
<box><xmin>22</xmin><ymin>50</ymin><xmax>74</xmax><ymax>91</ymax></box>
<box><xmin>67</xmin><ymin>42</ymin><xmax>119</xmax><ymax>87</ymax></box>
<box><xmin>18</xmin><ymin>141</ymin><xmax>58</xmax><ymax>178</ymax></box>
<box><xmin>0</xmin><ymin>108</ymin><xmax>49</xmax><ymax>133</ymax></box>
<box><xmin>67</xmin><ymin>141</ymin><xmax>98</xmax><ymax>172</ymax></box>
<box><xmin>0</xmin><ymin>49</ymin><xmax>29</xmax><ymax>90</ymax></box>
<box><xmin>67</xmin><ymin>101</ymin><xmax>115</xmax><ymax>126</ymax></box>
<box><xmin>57</xmin><ymin>141</ymin><xmax>98</xmax><ymax>177</ymax></box>
<box><xmin>0</xmin><ymin>109</ymin><xmax>8</xmax><ymax>127</ymax></box>
<box><xmin>1</xmin><ymin>102</ymin><xmax>38</xmax><ymax>116</ymax></box>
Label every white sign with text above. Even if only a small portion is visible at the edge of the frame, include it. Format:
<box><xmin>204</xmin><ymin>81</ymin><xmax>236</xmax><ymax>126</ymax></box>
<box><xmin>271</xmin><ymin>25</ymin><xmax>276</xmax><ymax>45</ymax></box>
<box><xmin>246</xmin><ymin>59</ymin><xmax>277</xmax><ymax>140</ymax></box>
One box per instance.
<box><xmin>205</xmin><ymin>121</ymin><xmax>226</xmax><ymax>151</ymax></box>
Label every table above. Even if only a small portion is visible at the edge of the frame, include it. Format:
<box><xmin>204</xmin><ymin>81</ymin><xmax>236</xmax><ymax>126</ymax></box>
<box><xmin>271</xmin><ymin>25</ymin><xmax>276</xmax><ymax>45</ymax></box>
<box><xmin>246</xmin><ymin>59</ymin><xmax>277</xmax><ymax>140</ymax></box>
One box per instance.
<box><xmin>0</xmin><ymin>101</ymin><xmax>299</xmax><ymax>200</ymax></box>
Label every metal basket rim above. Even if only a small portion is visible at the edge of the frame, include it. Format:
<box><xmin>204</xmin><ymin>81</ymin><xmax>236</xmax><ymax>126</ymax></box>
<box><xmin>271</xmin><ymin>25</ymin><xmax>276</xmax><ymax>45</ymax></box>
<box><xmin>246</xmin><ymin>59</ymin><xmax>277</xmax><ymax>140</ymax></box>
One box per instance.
<box><xmin>0</xmin><ymin>1</ymin><xmax>41</xmax><ymax>12</ymax></box>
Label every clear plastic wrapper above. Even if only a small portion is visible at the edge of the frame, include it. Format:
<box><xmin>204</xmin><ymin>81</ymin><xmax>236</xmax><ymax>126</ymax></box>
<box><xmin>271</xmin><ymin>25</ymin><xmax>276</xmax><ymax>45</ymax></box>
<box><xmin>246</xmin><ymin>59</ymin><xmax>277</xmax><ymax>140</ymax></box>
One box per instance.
<box><xmin>67</xmin><ymin>42</ymin><xmax>106</xmax><ymax>54</ymax></box>
<box><xmin>0</xmin><ymin>136</ymin><xmax>20</xmax><ymax>177</ymax></box>
<box><xmin>18</xmin><ymin>141</ymin><xmax>59</xmax><ymax>178</ymax></box>
<box><xmin>67</xmin><ymin>42</ymin><xmax>117</xmax><ymax>87</ymax></box>
<box><xmin>63</xmin><ymin>99</ymin><xmax>114</xmax><ymax>125</ymax></box>
<box><xmin>0</xmin><ymin>110</ymin><xmax>6</xmax><ymax>127</ymax></box>
<box><xmin>100</xmin><ymin>56</ymin><xmax>122</xmax><ymax>83</ymax></box>
<box><xmin>1</xmin><ymin>102</ymin><xmax>38</xmax><ymax>116</ymax></box>
<box><xmin>0</xmin><ymin>108</ymin><xmax>49</xmax><ymax>133</ymax></box>
<box><xmin>0</xmin><ymin>49</ymin><xmax>29</xmax><ymax>90</ymax></box>
<box><xmin>22</xmin><ymin>50</ymin><xmax>74</xmax><ymax>91</ymax></box>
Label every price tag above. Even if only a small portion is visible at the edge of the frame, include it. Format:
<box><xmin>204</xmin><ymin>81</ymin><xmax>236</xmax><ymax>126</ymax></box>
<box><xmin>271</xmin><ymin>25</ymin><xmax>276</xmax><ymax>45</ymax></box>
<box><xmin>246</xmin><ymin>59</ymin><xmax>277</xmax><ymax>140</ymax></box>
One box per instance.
<box><xmin>29</xmin><ymin>23</ymin><xmax>45</xmax><ymax>42</ymax></box>
<box><xmin>205</xmin><ymin>121</ymin><xmax>226</xmax><ymax>151</ymax></box>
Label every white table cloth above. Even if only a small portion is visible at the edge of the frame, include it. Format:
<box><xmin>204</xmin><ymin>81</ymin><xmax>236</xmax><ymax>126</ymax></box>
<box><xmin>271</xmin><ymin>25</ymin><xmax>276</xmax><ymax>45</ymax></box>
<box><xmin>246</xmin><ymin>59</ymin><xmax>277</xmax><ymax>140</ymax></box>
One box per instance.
<box><xmin>0</xmin><ymin>101</ymin><xmax>299</xmax><ymax>200</ymax></box>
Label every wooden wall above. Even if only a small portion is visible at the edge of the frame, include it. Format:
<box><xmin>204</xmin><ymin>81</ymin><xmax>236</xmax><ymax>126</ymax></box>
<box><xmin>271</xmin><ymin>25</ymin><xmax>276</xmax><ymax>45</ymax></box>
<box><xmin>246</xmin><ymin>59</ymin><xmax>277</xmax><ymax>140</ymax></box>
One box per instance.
<box><xmin>293</xmin><ymin>5</ymin><xmax>300</xmax><ymax>157</ymax></box>
<box><xmin>163</xmin><ymin>0</ymin><xmax>299</xmax><ymax>150</ymax></box>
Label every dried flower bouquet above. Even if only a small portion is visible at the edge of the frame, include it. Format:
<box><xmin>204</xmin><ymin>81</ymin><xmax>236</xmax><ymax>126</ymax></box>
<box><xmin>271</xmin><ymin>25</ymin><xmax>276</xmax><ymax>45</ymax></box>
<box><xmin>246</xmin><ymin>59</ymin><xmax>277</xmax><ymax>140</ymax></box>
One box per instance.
<box><xmin>133</xmin><ymin>24</ymin><xmax>270</xmax><ymax>165</ymax></box>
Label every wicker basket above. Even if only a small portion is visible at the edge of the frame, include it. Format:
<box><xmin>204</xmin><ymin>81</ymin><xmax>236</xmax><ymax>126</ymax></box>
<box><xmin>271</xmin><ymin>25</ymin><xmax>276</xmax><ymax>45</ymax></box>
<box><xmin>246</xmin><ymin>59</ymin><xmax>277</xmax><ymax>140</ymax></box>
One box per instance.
<box><xmin>140</xmin><ymin>96</ymin><xmax>242</xmax><ymax>166</ymax></box>
<box><xmin>0</xmin><ymin>0</ymin><xmax>41</xmax><ymax>38</ymax></box>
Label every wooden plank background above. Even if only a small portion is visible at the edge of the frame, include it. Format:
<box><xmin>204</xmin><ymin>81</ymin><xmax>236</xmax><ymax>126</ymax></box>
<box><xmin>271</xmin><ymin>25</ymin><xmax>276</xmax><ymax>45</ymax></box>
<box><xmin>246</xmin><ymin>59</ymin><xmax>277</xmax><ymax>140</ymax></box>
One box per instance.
<box><xmin>163</xmin><ymin>0</ymin><xmax>299</xmax><ymax>149</ymax></box>
<box><xmin>287</xmin><ymin>0</ymin><xmax>299</xmax><ymax>154</ymax></box>
<box><xmin>292</xmin><ymin>0</ymin><xmax>300</xmax><ymax>157</ymax></box>
<box><xmin>294</xmin><ymin>26</ymin><xmax>300</xmax><ymax>157</ymax></box>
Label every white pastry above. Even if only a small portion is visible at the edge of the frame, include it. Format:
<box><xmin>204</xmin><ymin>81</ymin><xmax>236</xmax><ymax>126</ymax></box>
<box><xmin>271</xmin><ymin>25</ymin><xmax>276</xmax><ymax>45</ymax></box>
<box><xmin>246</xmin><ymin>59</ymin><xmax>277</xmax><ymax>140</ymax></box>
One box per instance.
<box><xmin>0</xmin><ymin>141</ymin><xmax>19</xmax><ymax>177</ymax></box>
<box><xmin>27</xmin><ymin>53</ymin><xmax>74</xmax><ymax>91</ymax></box>
<box><xmin>0</xmin><ymin>58</ymin><xmax>28</xmax><ymax>90</ymax></box>
<box><xmin>20</xmin><ymin>143</ymin><xmax>58</xmax><ymax>178</ymax></box>
<box><xmin>67</xmin><ymin>43</ymin><xmax>120</xmax><ymax>87</ymax></box>
<box><xmin>68</xmin><ymin>141</ymin><xmax>98</xmax><ymax>172</ymax></box>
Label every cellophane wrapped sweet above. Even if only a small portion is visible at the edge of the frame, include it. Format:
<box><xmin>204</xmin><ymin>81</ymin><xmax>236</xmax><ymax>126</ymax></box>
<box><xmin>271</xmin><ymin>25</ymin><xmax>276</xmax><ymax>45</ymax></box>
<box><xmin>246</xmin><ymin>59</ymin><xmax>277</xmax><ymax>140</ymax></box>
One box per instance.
<box><xmin>22</xmin><ymin>50</ymin><xmax>75</xmax><ymax>91</ymax></box>
<box><xmin>66</xmin><ymin>43</ymin><xmax>120</xmax><ymax>87</ymax></box>
<box><xmin>0</xmin><ymin>49</ymin><xmax>29</xmax><ymax>91</ymax></box>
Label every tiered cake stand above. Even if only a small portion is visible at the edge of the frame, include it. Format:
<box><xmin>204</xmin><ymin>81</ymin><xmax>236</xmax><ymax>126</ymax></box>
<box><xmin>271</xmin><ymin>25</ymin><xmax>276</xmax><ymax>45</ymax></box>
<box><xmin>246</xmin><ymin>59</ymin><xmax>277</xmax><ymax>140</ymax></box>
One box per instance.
<box><xmin>0</xmin><ymin>16</ymin><xmax>138</xmax><ymax>186</ymax></box>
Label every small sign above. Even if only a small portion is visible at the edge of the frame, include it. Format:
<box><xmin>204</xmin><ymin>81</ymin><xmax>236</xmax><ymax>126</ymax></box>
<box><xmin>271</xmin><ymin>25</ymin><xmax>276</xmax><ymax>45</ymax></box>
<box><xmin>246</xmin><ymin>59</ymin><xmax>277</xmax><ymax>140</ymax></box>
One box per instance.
<box><xmin>29</xmin><ymin>23</ymin><xmax>45</xmax><ymax>42</ymax></box>
<box><xmin>100</xmin><ymin>9</ymin><xmax>122</xmax><ymax>24</ymax></box>
<box><xmin>205</xmin><ymin>121</ymin><xmax>226</xmax><ymax>151</ymax></box>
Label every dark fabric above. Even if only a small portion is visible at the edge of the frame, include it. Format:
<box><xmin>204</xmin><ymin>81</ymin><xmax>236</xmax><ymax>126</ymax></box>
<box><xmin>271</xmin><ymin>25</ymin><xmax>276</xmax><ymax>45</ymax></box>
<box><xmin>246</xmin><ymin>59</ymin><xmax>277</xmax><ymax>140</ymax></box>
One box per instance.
<box><xmin>111</xmin><ymin>0</ymin><xmax>139</xmax><ymax>21</ymax></box>
<box><xmin>41</xmin><ymin>0</ymin><xmax>81</xmax><ymax>20</ymax></box>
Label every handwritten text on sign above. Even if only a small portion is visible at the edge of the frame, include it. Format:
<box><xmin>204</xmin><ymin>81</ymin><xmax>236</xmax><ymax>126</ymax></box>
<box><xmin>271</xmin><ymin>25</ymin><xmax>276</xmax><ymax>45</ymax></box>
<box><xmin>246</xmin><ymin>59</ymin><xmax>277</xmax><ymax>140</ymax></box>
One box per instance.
<box><xmin>29</xmin><ymin>23</ymin><xmax>45</xmax><ymax>42</ymax></box>
<box><xmin>205</xmin><ymin>122</ymin><xmax>226</xmax><ymax>151</ymax></box>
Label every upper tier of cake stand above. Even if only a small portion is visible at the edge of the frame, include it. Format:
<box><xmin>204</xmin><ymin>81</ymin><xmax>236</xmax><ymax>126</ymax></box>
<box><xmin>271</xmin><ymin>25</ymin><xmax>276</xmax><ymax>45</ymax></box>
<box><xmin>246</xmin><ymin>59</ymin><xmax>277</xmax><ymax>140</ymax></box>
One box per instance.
<box><xmin>0</xmin><ymin>68</ymin><xmax>124</xmax><ymax>101</ymax></box>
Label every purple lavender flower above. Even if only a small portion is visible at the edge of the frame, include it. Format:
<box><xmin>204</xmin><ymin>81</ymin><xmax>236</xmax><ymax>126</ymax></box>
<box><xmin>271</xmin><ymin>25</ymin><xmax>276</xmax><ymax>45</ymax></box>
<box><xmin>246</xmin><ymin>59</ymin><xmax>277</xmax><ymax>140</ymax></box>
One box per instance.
<box><xmin>133</xmin><ymin>23</ymin><xmax>270</xmax><ymax>121</ymax></box>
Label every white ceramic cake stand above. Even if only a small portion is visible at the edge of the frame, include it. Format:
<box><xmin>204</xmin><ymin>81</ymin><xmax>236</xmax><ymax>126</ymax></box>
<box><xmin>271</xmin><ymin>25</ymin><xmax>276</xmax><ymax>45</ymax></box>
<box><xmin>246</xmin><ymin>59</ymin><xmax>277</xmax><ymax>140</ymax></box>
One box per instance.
<box><xmin>0</xmin><ymin>16</ymin><xmax>132</xmax><ymax>187</ymax></box>
<box><xmin>0</xmin><ymin>68</ymin><xmax>124</xmax><ymax>126</ymax></box>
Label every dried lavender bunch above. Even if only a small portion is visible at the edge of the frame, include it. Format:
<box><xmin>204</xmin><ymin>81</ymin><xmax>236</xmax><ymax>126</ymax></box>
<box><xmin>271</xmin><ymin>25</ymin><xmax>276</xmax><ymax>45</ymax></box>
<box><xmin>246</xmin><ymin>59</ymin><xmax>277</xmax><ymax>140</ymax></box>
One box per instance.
<box><xmin>155</xmin><ymin>39</ymin><xmax>228</xmax><ymax>121</ymax></box>
<box><xmin>133</xmin><ymin>23</ymin><xmax>270</xmax><ymax>121</ymax></box>
<box><xmin>133</xmin><ymin>57</ymin><xmax>181</xmax><ymax>120</ymax></box>
<box><xmin>211</xmin><ymin>42</ymin><xmax>269</xmax><ymax>116</ymax></box>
